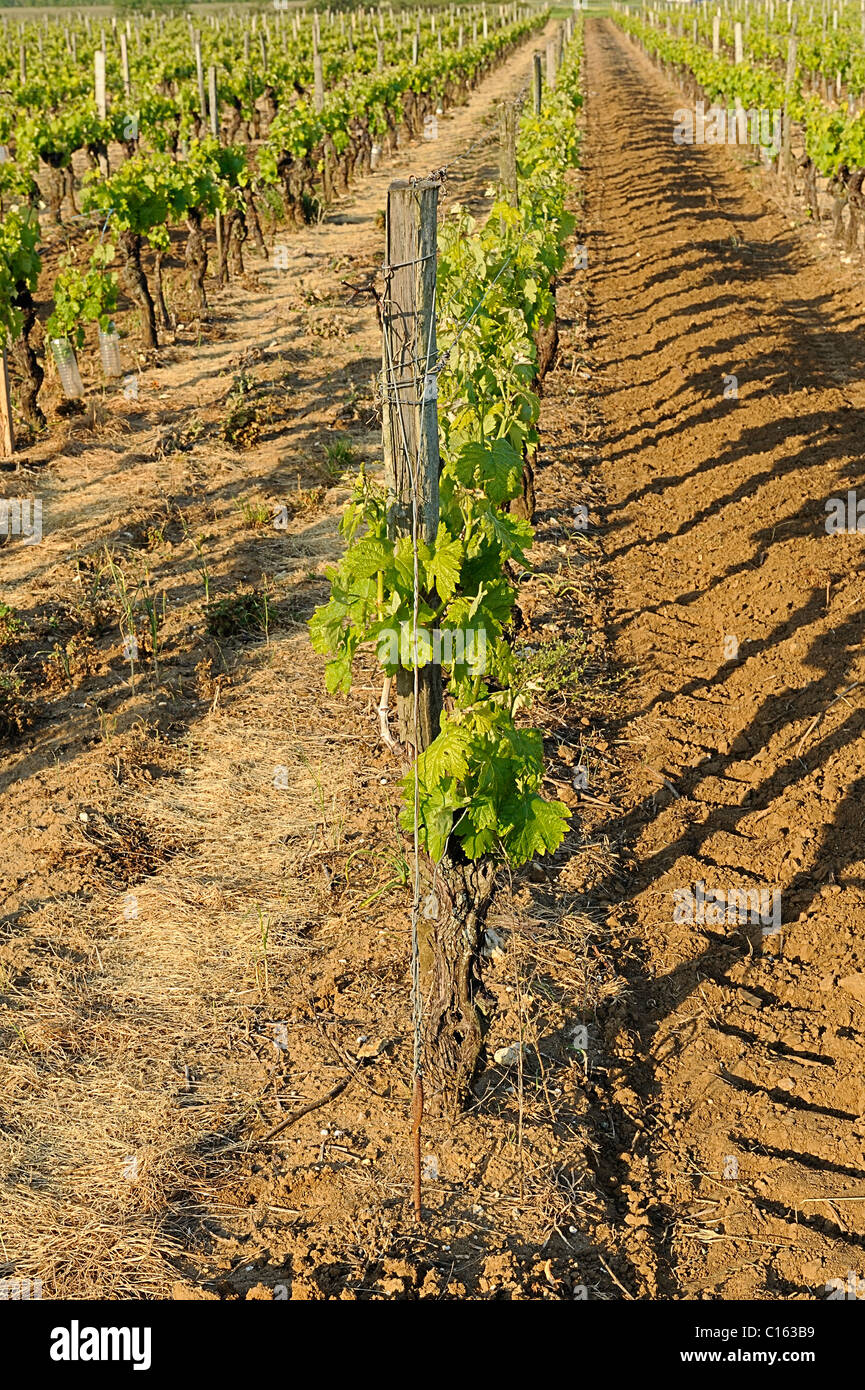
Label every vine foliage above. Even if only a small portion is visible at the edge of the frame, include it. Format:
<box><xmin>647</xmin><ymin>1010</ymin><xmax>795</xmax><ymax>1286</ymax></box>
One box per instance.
<box><xmin>310</xmin><ymin>43</ymin><xmax>584</xmax><ymax>872</ymax></box>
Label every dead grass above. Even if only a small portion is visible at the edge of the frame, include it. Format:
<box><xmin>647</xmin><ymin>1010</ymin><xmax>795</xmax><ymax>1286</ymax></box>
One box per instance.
<box><xmin>0</xmin><ymin>635</ymin><xmax>372</xmax><ymax>1297</ymax></box>
<box><xmin>55</xmin><ymin>398</ymin><xmax>131</xmax><ymax>455</ymax></box>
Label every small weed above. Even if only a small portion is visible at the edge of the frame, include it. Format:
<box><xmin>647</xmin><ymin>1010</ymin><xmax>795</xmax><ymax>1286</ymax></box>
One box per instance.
<box><xmin>515</xmin><ymin>634</ymin><xmax>628</xmax><ymax>712</ymax></box>
<box><xmin>0</xmin><ymin>603</ymin><xmax>27</xmax><ymax>649</ymax></box>
<box><xmin>298</xmin><ymin>750</ymin><xmax>343</xmax><ymax>850</ymax></box>
<box><xmin>44</xmin><ymin>633</ymin><xmax>97</xmax><ymax>689</ymax></box>
<box><xmin>102</xmin><ymin>546</ymin><xmax>165</xmax><ymax>687</ymax></box>
<box><xmin>0</xmin><ymin>670</ymin><xmax>36</xmax><ymax>739</ymax></box>
<box><xmin>180</xmin><ymin>518</ymin><xmax>212</xmax><ymax>605</ymax></box>
<box><xmin>253</xmin><ymin>905</ymin><xmax>270</xmax><ymax>994</ymax></box>
<box><xmin>205</xmin><ymin>587</ymin><xmax>270</xmax><ymax>639</ymax></box>
<box><xmin>277</xmin><ymin>477</ymin><xmax>326</xmax><ymax>520</ymax></box>
<box><xmin>221</xmin><ymin>372</ymin><xmax>271</xmax><ymax>449</ymax></box>
<box><xmin>514</xmin><ymin>635</ymin><xmax>591</xmax><ymax>700</ymax></box>
<box><xmin>235</xmin><ymin>497</ymin><xmax>271</xmax><ymax>528</ymax></box>
<box><xmin>346</xmin><ymin>846</ymin><xmax>412</xmax><ymax>909</ymax></box>
<box><xmin>323</xmin><ymin>438</ymin><xmax>355</xmax><ymax>480</ymax></box>
<box><xmin>152</xmin><ymin>415</ymin><xmax>205</xmax><ymax>459</ymax></box>
<box><xmin>222</xmin><ymin>400</ymin><xmax>265</xmax><ymax>449</ymax></box>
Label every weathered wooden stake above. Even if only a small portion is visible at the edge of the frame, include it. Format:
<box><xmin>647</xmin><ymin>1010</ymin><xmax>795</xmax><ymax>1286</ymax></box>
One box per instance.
<box><xmin>533</xmin><ymin>50</ymin><xmax>543</xmax><ymax>112</ymax></box>
<box><xmin>782</xmin><ymin>29</ymin><xmax>798</xmax><ymax>180</ymax></box>
<box><xmin>120</xmin><ymin>31</ymin><xmax>131</xmax><ymax>98</ymax></box>
<box><xmin>313</xmin><ymin>41</ymin><xmax>324</xmax><ymax>111</ymax></box>
<box><xmin>498</xmin><ymin>101</ymin><xmax>518</xmax><ymax>208</ymax></box>
<box><xmin>734</xmin><ymin>19</ymin><xmax>744</xmax><ymax>62</ymax></box>
<box><xmin>0</xmin><ymin>348</ymin><xmax>13</xmax><ymax>459</ymax></box>
<box><xmin>382</xmin><ymin>178</ymin><xmax>442</xmax><ymax>751</ymax></box>
<box><xmin>546</xmin><ymin>38</ymin><xmax>556</xmax><ymax>90</ymax></box>
<box><xmin>94</xmin><ymin>49</ymin><xmax>107</xmax><ymax>120</ymax></box>
<box><xmin>208</xmin><ymin>64</ymin><xmax>219</xmax><ymax>139</ymax></box>
<box><xmin>194</xmin><ymin>36</ymin><xmax>206</xmax><ymax>120</ymax></box>
<box><xmin>208</xmin><ymin>66</ymin><xmax>223</xmax><ymax>269</ymax></box>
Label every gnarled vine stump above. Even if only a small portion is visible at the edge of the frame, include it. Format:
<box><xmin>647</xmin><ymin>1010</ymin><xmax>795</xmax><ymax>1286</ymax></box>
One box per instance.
<box><xmin>118</xmin><ymin>230</ymin><xmax>158</xmax><ymax>350</ymax></box>
<box><xmin>417</xmin><ymin>852</ymin><xmax>497</xmax><ymax>1118</ymax></box>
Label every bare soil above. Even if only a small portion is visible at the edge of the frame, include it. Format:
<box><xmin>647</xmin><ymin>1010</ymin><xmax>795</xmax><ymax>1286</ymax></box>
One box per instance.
<box><xmin>568</xmin><ymin>18</ymin><xmax>865</xmax><ymax>1300</ymax></box>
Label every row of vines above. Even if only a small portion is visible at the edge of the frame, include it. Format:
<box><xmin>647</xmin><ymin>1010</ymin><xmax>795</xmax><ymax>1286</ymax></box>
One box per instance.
<box><xmin>310</xmin><ymin>17</ymin><xmax>585</xmax><ymax>1114</ymax></box>
<box><xmin>0</xmin><ymin>3</ymin><xmax>546</xmax><ymax>439</ymax></box>
<box><xmin>615</xmin><ymin>0</ymin><xmax>865</xmax><ymax>252</ymax></box>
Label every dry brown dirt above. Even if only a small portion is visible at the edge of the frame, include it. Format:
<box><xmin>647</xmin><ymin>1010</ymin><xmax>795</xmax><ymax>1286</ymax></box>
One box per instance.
<box><xmin>569</xmin><ymin>17</ymin><xmax>865</xmax><ymax>1300</ymax></box>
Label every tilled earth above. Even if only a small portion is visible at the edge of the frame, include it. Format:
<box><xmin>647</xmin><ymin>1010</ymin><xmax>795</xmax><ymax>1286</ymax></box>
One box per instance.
<box><xmin>571</xmin><ymin>17</ymin><xmax>865</xmax><ymax>1299</ymax></box>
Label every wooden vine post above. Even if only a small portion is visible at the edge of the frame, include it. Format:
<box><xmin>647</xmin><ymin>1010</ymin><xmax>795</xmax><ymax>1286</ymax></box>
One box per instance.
<box><xmin>733</xmin><ymin>21</ymin><xmax>747</xmax><ymax>144</ymax></box>
<box><xmin>782</xmin><ymin>26</ymin><xmax>798</xmax><ymax>183</ymax></box>
<box><xmin>382</xmin><ymin>178</ymin><xmax>443</xmax><ymax>752</ymax></box>
<box><xmin>533</xmin><ymin>50</ymin><xmax>543</xmax><ymax>113</ymax></box>
<box><xmin>208</xmin><ymin>64</ymin><xmax>219</xmax><ymax>141</ymax></box>
<box><xmin>208</xmin><ymin>65</ymin><xmax>224</xmax><ymax>273</ymax></box>
<box><xmin>383</xmin><ymin>177</ymin><xmax>440</xmax><ymax>1219</ymax></box>
<box><xmin>94</xmin><ymin>48</ymin><xmax>106</xmax><ymax>119</ymax></box>
<box><xmin>546</xmin><ymin>38</ymin><xmax>556</xmax><ymax>91</ymax></box>
<box><xmin>119</xmin><ymin>31</ymin><xmax>131</xmax><ymax>99</ymax></box>
<box><xmin>0</xmin><ymin>348</ymin><xmax>14</xmax><ymax>459</ymax></box>
<box><xmin>94</xmin><ymin>48</ymin><xmax>109</xmax><ymax>175</ymax></box>
<box><xmin>498</xmin><ymin>100</ymin><xmax>518</xmax><ymax>209</ymax></box>
<box><xmin>193</xmin><ymin>34</ymin><xmax>206</xmax><ymax>129</ymax></box>
<box><xmin>382</xmin><ymin>179</ymin><xmax>496</xmax><ymax>1131</ymax></box>
<box><xmin>313</xmin><ymin>33</ymin><xmax>324</xmax><ymax>112</ymax></box>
